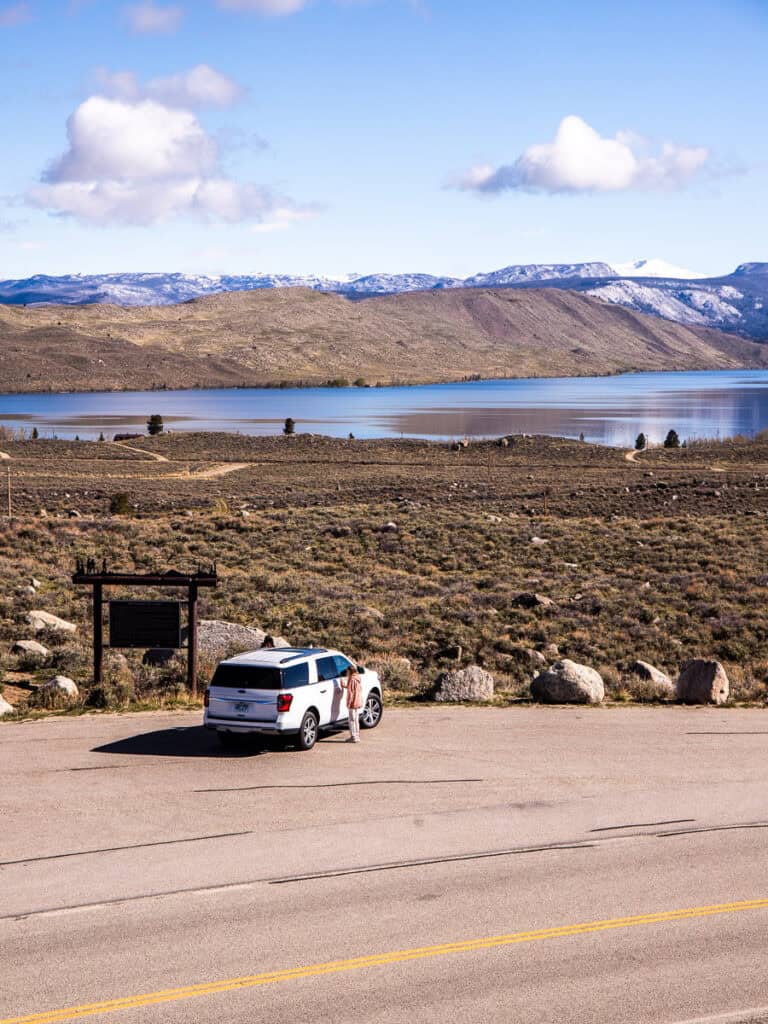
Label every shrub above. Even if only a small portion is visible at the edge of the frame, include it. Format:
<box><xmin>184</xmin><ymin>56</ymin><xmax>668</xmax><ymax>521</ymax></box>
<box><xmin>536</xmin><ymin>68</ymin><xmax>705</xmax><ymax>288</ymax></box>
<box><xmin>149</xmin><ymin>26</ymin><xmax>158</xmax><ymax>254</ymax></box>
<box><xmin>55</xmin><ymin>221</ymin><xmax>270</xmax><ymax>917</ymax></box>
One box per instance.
<box><xmin>635</xmin><ymin>433</ymin><xmax>646</xmax><ymax>451</ymax></box>
<box><xmin>283</xmin><ymin>417</ymin><xmax>295</xmax><ymax>436</ymax></box>
<box><xmin>109</xmin><ymin>492</ymin><xmax>132</xmax><ymax>515</ymax></box>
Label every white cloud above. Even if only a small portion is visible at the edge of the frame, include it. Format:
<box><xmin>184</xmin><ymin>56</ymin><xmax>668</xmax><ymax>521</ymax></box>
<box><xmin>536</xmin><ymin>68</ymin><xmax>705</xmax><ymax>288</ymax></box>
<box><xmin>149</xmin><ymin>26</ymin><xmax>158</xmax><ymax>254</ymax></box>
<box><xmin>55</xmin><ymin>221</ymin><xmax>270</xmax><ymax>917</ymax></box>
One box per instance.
<box><xmin>455</xmin><ymin>115</ymin><xmax>709</xmax><ymax>195</ymax></box>
<box><xmin>216</xmin><ymin>0</ymin><xmax>309</xmax><ymax>15</ymax></box>
<box><xmin>95</xmin><ymin>64</ymin><xmax>244</xmax><ymax>109</ymax></box>
<box><xmin>43</xmin><ymin>98</ymin><xmax>218</xmax><ymax>183</ymax></box>
<box><xmin>251</xmin><ymin>206</ymin><xmax>318</xmax><ymax>232</ymax></box>
<box><xmin>29</xmin><ymin>95</ymin><xmax>309</xmax><ymax>227</ymax></box>
<box><xmin>0</xmin><ymin>2</ymin><xmax>32</xmax><ymax>26</ymax></box>
<box><xmin>123</xmin><ymin>1</ymin><xmax>183</xmax><ymax>33</ymax></box>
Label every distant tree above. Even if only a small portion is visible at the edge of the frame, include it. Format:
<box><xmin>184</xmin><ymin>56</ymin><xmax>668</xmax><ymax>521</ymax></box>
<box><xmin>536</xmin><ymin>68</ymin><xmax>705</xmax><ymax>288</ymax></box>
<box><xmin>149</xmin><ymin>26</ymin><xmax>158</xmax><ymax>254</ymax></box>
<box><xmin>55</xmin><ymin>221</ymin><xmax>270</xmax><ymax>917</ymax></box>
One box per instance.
<box><xmin>147</xmin><ymin>414</ymin><xmax>164</xmax><ymax>436</ymax></box>
<box><xmin>283</xmin><ymin>417</ymin><xmax>295</xmax><ymax>436</ymax></box>
<box><xmin>75</xmin><ymin>435</ymin><xmax>80</xmax><ymax>442</ymax></box>
<box><xmin>98</xmin><ymin>432</ymin><xmax>105</xmax><ymax>442</ymax></box>
<box><xmin>578</xmin><ymin>432</ymin><xmax>585</xmax><ymax>442</ymax></box>
<box><xmin>664</xmin><ymin>429</ymin><xmax>680</xmax><ymax>449</ymax></box>
<box><xmin>635</xmin><ymin>432</ymin><xmax>646</xmax><ymax>451</ymax></box>
<box><xmin>31</xmin><ymin>426</ymin><xmax>39</xmax><ymax>440</ymax></box>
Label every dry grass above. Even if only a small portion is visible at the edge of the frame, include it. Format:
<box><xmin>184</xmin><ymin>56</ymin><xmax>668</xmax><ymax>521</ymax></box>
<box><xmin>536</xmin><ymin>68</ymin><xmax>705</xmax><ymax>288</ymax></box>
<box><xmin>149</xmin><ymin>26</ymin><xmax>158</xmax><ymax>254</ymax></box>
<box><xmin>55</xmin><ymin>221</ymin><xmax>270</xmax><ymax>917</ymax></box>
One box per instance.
<box><xmin>2</xmin><ymin>431</ymin><xmax>768</xmax><ymax>717</ymax></box>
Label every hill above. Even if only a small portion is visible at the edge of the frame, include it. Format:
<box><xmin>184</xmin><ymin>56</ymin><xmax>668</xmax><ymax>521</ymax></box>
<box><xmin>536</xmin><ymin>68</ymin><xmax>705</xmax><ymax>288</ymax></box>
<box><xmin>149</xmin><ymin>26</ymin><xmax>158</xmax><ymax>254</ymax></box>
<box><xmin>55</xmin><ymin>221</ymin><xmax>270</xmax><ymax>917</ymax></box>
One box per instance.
<box><xmin>1</xmin><ymin>286</ymin><xmax>767</xmax><ymax>393</ymax></box>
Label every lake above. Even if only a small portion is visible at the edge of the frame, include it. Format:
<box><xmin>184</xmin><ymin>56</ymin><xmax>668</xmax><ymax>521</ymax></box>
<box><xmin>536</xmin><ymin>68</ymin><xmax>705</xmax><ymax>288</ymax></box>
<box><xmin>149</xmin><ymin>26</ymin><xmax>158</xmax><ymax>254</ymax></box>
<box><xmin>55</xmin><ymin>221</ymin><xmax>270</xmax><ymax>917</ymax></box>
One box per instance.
<box><xmin>3</xmin><ymin>370</ymin><xmax>768</xmax><ymax>447</ymax></box>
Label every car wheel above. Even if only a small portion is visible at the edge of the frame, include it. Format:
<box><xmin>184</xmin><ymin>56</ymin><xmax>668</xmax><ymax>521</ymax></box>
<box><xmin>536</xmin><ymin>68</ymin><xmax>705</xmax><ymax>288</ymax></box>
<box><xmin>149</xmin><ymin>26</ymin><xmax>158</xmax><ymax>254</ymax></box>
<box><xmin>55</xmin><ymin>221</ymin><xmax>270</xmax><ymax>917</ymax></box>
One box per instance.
<box><xmin>360</xmin><ymin>692</ymin><xmax>382</xmax><ymax>729</ymax></box>
<box><xmin>297</xmin><ymin>711</ymin><xmax>319</xmax><ymax>751</ymax></box>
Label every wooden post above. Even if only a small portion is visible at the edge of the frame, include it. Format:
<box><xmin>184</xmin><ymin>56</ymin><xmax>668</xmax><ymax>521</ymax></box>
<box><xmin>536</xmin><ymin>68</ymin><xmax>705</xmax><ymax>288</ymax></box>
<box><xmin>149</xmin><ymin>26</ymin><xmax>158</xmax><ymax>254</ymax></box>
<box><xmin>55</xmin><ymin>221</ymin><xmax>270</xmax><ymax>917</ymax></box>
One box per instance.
<box><xmin>93</xmin><ymin>583</ymin><xmax>103</xmax><ymax>686</ymax></box>
<box><xmin>187</xmin><ymin>582</ymin><xmax>198</xmax><ymax>698</ymax></box>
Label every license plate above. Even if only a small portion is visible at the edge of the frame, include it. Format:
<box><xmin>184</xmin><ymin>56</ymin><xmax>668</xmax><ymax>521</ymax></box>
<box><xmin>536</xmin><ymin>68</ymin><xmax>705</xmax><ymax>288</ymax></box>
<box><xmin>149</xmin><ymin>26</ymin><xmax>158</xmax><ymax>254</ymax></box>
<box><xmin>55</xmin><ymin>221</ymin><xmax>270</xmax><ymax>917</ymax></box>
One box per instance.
<box><xmin>234</xmin><ymin>702</ymin><xmax>249</xmax><ymax>714</ymax></box>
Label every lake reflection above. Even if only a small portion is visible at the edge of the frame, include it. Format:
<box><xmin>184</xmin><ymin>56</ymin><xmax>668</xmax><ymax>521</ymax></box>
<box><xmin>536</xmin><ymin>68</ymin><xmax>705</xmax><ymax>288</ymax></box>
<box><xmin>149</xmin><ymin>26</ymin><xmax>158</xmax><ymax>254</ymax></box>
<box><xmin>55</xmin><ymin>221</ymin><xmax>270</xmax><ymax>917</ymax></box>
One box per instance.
<box><xmin>3</xmin><ymin>370</ymin><xmax>768</xmax><ymax>447</ymax></box>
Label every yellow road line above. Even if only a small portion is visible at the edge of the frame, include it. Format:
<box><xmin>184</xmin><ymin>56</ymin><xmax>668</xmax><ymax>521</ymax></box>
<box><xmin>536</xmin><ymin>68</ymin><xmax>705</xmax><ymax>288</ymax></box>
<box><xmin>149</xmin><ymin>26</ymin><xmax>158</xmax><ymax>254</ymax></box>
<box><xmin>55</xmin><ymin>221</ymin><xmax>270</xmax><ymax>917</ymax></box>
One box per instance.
<box><xmin>4</xmin><ymin>897</ymin><xmax>768</xmax><ymax>1024</ymax></box>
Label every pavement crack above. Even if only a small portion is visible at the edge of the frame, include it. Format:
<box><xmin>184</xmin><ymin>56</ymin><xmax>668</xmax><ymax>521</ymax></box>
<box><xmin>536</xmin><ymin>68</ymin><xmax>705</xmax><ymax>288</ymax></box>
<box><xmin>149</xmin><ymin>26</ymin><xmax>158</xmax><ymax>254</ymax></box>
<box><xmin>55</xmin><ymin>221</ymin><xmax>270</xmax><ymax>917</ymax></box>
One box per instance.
<box><xmin>589</xmin><ymin>818</ymin><xmax>695</xmax><ymax>832</ymax></box>
<box><xmin>0</xmin><ymin>830</ymin><xmax>253</xmax><ymax>867</ymax></box>
<box><xmin>195</xmin><ymin>777</ymin><xmax>484</xmax><ymax>793</ymax></box>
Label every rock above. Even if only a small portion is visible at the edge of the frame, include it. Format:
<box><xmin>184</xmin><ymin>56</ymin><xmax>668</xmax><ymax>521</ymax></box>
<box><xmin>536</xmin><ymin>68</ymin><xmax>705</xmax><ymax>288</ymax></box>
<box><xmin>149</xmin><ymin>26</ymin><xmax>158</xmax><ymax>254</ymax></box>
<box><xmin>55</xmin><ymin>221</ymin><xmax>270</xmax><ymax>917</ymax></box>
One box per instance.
<box><xmin>144</xmin><ymin>619</ymin><xmax>289</xmax><ymax>666</ymax></box>
<box><xmin>434</xmin><ymin>665</ymin><xmax>494</xmax><ymax>703</ymax></box>
<box><xmin>530</xmin><ymin>659</ymin><xmax>604</xmax><ymax>704</ymax></box>
<box><xmin>25</xmin><ymin>610</ymin><xmax>77</xmax><ymax>635</ymax></box>
<box><xmin>11</xmin><ymin>639</ymin><xmax>50</xmax><ymax>660</ymax></box>
<box><xmin>30</xmin><ymin>578</ymin><xmax>42</xmax><ymax>590</ymax></box>
<box><xmin>543</xmin><ymin>643</ymin><xmax>560</xmax><ymax>660</ymax></box>
<box><xmin>512</xmin><ymin>592</ymin><xmax>555</xmax><ymax>609</ymax></box>
<box><xmin>629</xmin><ymin>660</ymin><xmax>674</xmax><ymax>698</ymax></box>
<box><xmin>43</xmin><ymin>675</ymin><xmax>79</xmax><ymax>699</ymax></box>
<box><xmin>531</xmin><ymin>536</ymin><xmax>549</xmax><ymax>547</ymax></box>
<box><xmin>354</xmin><ymin>605</ymin><xmax>385</xmax><ymax>621</ymax></box>
<box><xmin>0</xmin><ymin>695</ymin><xmax>14</xmax><ymax>717</ymax></box>
<box><xmin>68</xmin><ymin>509</ymin><xmax>82</xmax><ymax>519</ymax></box>
<box><xmin>18</xmin><ymin>586</ymin><xmax>37</xmax><ymax>598</ymax></box>
<box><xmin>380</xmin><ymin>521</ymin><xmax>398</xmax><ymax>533</ymax></box>
<box><xmin>324</xmin><ymin>524</ymin><xmax>353</xmax><ymax>538</ymax></box>
<box><xmin>525</xmin><ymin>648</ymin><xmax>547</xmax><ymax>665</ymax></box>
<box><xmin>676</xmin><ymin>659</ymin><xmax>730</xmax><ymax>705</ymax></box>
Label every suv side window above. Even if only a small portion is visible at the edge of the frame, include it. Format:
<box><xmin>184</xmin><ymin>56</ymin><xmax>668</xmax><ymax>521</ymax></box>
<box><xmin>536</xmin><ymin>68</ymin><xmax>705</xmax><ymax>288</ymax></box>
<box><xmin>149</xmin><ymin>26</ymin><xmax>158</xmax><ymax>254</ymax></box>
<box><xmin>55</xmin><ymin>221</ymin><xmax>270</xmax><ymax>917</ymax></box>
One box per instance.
<box><xmin>315</xmin><ymin>656</ymin><xmax>338</xmax><ymax>682</ymax></box>
<box><xmin>282</xmin><ymin>662</ymin><xmax>309</xmax><ymax>688</ymax></box>
<box><xmin>333</xmin><ymin>655</ymin><xmax>352</xmax><ymax>676</ymax></box>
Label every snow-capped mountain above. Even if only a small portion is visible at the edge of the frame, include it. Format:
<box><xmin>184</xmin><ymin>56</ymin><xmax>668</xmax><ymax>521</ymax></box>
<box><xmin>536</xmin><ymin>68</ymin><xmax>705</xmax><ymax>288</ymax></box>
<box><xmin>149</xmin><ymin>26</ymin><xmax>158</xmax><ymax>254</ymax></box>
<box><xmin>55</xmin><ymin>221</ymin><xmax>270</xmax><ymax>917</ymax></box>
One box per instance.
<box><xmin>464</xmin><ymin>261</ymin><xmax>615</xmax><ymax>287</ymax></box>
<box><xmin>1</xmin><ymin>260</ymin><xmax>767</xmax><ymax>341</ymax></box>
<box><xmin>609</xmin><ymin>258</ymin><xmax>704</xmax><ymax>280</ymax></box>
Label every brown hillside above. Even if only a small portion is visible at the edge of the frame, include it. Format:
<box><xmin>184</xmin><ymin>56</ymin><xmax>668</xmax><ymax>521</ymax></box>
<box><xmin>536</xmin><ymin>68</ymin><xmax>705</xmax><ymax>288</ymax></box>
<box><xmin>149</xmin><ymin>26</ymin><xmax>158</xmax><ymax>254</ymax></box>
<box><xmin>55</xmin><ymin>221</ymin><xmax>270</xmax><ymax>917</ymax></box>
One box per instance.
<box><xmin>0</xmin><ymin>287</ymin><xmax>766</xmax><ymax>392</ymax></box>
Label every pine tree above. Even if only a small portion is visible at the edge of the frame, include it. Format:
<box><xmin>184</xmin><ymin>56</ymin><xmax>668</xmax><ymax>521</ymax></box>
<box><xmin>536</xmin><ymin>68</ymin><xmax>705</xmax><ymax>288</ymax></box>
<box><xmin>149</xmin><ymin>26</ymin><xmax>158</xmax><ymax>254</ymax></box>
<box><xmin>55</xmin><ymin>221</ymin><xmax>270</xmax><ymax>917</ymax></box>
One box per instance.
<box><xmin>147</xmin><ymin>414</ymin><xmax>164</xmax><ymax>436</ymax></box>
<box><xmin>635</xmin><ymin>432</ymin><xmax>646</xmax><ymax>450</ymax></box>
<box><xmin>664</xmin><ymin>429</ymin><xmax>680</xmax><ymax>449</ymax></box>
<box><xmin>283</xmin><ymin>417</ymin><xmax>295</xmax><ymax>436</ymax></box>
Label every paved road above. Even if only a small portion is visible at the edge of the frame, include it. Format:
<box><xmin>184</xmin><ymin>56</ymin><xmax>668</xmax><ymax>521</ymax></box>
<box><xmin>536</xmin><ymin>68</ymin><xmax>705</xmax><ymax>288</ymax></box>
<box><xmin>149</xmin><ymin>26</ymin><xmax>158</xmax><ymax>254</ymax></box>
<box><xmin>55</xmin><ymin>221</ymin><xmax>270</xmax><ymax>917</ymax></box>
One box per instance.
<box><xmin>3</xmin><ymin>707</ymin><xmax>768</xmax><ymax>1023</ymax></box>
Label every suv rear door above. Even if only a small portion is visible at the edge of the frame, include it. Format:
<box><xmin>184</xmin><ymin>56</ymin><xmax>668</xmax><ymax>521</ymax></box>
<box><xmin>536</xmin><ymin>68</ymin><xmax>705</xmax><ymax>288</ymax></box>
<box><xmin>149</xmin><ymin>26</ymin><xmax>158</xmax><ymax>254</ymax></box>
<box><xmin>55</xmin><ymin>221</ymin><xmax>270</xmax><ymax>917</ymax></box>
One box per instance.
<box><xmin>314</xmin><ymin>655</ymin><xmax>344</xmax><ymax>725</ymax></box>
<box><xmin>208</xmin><ymin>662</ymin><xmax>283</xmax><ymax>725</ymax></box>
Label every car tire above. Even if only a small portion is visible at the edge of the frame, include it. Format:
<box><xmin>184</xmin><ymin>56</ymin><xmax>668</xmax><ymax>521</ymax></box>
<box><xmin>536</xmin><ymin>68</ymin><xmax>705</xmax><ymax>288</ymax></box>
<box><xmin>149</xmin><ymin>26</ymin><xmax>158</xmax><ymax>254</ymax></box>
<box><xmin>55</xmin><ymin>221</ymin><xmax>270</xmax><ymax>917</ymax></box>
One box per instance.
<box><xmin>360</xmin><ymin>692</ymin><xmax>383</xmax><ymax>730</ymax></box>
<box><xmin>296</xmin><ymin>711</ymin><xmax>319</xmax><ymax>751</ymax></box>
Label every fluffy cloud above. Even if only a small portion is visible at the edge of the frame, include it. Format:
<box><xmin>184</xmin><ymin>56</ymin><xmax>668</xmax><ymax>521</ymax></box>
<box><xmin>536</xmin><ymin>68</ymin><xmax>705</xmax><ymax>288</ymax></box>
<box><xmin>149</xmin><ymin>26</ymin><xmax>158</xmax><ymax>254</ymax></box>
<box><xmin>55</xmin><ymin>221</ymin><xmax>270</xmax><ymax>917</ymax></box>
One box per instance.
<box><xmin>123</xmin><ymin>1</ymin><xmax>183</xmax><ymax>33</ymax></box>
<box><xmin>95</xmin><ymin>64</ymin><xmax>244</xmax><ymax>109</ymax></box>
<box><xmin>456</xmin><ymin>116</ymin><xmax>709</xmax><ymax>195</ymax></box>
<box><xmin>216</xmin><ymin>0</ymin><xmax>309</xmax><ymax>14</ymax></box>
<box><xmin>29</xmin><ymin>95</ymin><xmax>306</xmax><ymax>227</ymax></box>
<box><xmin>0</xmin><ymin>2</ymin><xmax>32</xmax><ymax>26</ymax></box>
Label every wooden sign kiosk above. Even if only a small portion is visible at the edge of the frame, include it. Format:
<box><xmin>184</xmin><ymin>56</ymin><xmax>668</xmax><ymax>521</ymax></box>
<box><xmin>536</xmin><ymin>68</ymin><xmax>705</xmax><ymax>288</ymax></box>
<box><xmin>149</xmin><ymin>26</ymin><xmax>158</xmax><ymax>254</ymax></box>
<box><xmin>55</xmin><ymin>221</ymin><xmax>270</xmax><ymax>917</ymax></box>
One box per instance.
<box><xmin>72</xmin><ymin>561</ymin><xmax>218</xmax><ymax>697</ymax></box>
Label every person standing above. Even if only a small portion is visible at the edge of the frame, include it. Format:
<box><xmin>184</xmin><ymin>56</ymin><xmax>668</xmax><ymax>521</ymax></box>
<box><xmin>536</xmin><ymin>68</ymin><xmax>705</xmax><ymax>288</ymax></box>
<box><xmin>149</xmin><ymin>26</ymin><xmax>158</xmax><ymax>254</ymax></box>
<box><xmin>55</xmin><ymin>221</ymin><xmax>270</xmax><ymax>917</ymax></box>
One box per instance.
<box><xmin>341</xmin><ymin>665</ymin><xmax>363</xmax><ymax>742</ymax></box>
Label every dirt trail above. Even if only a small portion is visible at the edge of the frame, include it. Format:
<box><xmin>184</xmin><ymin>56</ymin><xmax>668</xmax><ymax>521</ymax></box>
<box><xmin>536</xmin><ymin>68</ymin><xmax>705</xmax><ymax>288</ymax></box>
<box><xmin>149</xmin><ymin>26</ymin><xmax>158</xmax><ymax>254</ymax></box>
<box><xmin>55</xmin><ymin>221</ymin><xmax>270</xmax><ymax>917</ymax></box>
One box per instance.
<box><xmin>624</xmin><ymin>449</ymin><xmax>639</xmax><ymax>462</ymax></box>
<box><xmin>173</xmin><ymin>462</ymin><xmax>250</xmax><ymax>480</ymax></box>
<box><xmin>111</xmin><ymin>442</ymin><xmax>170</xmax><ymax>463</ymax></box>
<box><xmin>0</xmin><ymin>451</ymin><xmax>10</xmax><ymax>461</ymax></box>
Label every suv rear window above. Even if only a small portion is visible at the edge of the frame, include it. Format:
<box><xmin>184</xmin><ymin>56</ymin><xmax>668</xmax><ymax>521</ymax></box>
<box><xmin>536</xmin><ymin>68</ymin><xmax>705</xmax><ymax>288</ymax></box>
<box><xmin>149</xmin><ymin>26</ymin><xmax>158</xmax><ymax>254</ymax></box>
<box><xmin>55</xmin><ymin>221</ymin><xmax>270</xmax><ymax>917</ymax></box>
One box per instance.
<box><xmin>211</xmin><ymin>664</ymin><xmax>282</xmax><ymax>689</ymax></box>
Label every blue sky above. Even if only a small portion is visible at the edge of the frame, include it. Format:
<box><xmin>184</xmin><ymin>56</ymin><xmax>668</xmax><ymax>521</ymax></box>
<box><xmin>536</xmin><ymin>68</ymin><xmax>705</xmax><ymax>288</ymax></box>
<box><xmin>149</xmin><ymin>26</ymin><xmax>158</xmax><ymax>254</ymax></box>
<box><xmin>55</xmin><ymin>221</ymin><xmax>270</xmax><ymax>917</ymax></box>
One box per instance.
<box><xmin>0</xmin><ymin>0</ymin><xmax>766</xmax><ymax>278</ymax></box>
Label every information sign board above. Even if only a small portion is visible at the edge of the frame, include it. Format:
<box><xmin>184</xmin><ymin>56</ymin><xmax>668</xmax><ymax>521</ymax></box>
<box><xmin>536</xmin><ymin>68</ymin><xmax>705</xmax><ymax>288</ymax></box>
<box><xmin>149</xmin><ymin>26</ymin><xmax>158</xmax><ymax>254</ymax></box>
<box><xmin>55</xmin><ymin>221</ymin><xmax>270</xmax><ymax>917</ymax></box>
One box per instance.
<box><xmin>109</xmin><ymin>600</ymin><xmax>182</xmax><ymax>649</ymax></box>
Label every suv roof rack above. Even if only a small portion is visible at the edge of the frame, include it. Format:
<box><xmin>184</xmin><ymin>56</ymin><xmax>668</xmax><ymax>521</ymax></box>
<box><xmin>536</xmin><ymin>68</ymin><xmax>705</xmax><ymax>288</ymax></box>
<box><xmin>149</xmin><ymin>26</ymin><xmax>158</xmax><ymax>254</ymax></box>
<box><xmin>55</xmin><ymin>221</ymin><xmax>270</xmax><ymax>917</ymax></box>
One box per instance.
<box><xmin>278</xmin><ymin>647</ymin><xmax>327</xmax><ymax>663</ymax></box>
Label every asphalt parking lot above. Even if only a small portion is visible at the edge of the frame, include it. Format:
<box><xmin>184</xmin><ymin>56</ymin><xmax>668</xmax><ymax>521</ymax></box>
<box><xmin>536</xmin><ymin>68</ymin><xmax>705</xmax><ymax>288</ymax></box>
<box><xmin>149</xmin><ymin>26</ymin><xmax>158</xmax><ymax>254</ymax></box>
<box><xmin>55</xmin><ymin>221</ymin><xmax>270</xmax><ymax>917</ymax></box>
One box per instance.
<box><xmin>3</xmin><ymin>706</ymin><xmax>768</xmax><ymax>1024</ymax></box>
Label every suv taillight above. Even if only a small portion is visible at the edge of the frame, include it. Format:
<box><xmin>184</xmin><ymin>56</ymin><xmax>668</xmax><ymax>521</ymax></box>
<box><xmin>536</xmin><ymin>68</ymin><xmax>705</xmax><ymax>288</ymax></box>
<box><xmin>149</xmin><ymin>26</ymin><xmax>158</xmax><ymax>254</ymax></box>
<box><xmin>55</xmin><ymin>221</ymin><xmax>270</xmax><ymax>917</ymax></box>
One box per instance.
<box><xmin>204</xmin><ymin>688</ymin><xmax>210</xmax><ymax>708</ymax></box>
<box><xmin>277</xmin><ymin>693</ymin><xmax>293</xmax><ymax>713</ymax></box>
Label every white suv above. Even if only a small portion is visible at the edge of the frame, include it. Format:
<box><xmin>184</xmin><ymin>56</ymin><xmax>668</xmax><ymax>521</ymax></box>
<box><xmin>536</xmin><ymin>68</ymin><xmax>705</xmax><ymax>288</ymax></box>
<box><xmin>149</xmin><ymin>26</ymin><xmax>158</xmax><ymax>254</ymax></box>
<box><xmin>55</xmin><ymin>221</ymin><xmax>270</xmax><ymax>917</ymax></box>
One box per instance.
<box><xmin>203</xmin><ymin>647</ymin><xmax>383</xmax><ymax>751</ymax></box>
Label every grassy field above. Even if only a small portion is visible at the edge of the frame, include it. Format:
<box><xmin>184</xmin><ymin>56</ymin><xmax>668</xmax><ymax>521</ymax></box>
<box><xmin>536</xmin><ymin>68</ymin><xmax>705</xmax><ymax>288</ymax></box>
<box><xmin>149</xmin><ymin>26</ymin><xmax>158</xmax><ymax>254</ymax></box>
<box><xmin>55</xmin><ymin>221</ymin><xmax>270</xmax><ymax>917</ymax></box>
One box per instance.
<box><xmin>2</xmin><ymin>430</ymin><xmax>768</xmax><ymax>716</ymax></box>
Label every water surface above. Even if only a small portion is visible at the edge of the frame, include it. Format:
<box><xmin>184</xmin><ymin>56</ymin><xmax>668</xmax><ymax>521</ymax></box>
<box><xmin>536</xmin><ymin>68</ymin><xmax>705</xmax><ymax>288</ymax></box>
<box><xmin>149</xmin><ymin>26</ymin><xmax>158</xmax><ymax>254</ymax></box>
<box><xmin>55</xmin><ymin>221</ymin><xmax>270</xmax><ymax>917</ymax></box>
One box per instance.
<box><xmin>2</xmin><ymin>370</ymin><xmax>768</xmax><ymax>447</ymax></box>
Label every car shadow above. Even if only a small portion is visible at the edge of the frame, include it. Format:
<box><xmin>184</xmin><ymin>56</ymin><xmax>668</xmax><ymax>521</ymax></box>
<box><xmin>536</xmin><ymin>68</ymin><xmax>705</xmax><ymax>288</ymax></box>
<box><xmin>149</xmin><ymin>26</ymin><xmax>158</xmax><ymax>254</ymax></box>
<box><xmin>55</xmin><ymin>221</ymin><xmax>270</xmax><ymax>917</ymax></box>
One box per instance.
<box><xmin>92</xmin><ymin>726</ymin><xmax>272</xmax><ymax>758</ymax></box>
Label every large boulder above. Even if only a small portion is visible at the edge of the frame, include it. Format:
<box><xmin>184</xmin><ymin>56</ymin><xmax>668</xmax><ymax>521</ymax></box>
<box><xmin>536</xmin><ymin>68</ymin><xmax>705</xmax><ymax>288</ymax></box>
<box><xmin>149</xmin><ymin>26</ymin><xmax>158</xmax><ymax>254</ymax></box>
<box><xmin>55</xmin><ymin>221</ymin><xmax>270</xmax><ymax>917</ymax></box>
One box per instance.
<box><xmin>629</xmin><ymin>660</ymin><xmax>674</xmax><ymax>699</ymax></box>
<box><xmin>11</xmin><ymin>639</ymin><xmax>50</xmax><ymax>661</ymax></box>
<box><xmin>434</xmin><ymin>665</ymin><xmax>494</xmax><ymax>703</ymax></box>
<box><xmin>0</xmin><ymin>694</ymin><xmax>14</xmax><ymax>717</ymax></box>
<box><xmin>143</xmin><ymin>620</ymin><xmax>289</xmax><ymax>666</ymax></box>
<box><xmin>25</xmin><ymin>610</ymin><xmax>77</xmax><ymax>635</ymax></box>
<box><xmin>43</xmin><ymin>675</ymin><xmax>79</xmax><ymax>699</ymax></box>
<box><xmin>676</xmin><ymin>660</ymin><xmax>730</xmax><ymax>705</ymax></box>
<box><xmin>531</xmin><ymin>659</ymin><xmax>605</xmax><ymax>704</ymax></box>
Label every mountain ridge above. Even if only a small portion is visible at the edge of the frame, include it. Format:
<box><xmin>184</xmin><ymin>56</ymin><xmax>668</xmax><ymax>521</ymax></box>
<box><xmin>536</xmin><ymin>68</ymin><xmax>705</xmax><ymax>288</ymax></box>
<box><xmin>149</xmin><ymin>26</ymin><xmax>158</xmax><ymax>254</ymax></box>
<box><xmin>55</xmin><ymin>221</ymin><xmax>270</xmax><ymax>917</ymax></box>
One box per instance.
<box><xmin>1</xmin><ymin>285</ymin><xmax>767</xmax><ymax>395</ymax></box>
